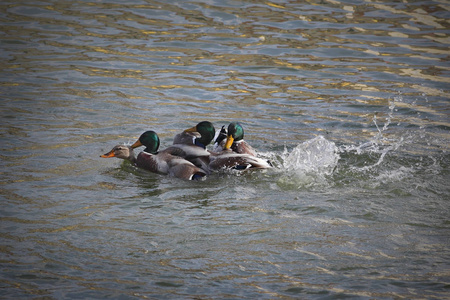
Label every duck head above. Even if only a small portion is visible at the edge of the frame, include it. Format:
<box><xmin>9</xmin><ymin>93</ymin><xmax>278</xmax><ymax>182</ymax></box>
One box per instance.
<box><xmin>131</xmin><ymin>130</ymin><xmax>160</xmax><ymax>154</ymax></box>
<box><xmin>224</xmin><ymin>122</ymin><xmax>244</xmax><ymax>149</ymax></box>
<box><xmin>184</xmin><ymin>121</ymin><xmax>215</xmax><ymax>148</ymax></box>
<box><xmin>101</xmin><ymin>145</ymin><xmax>135</xmax><ymax>161</ymax></box>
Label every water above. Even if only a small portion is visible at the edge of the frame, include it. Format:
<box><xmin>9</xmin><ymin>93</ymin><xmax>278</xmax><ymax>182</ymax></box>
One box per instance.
<box><xmin>1</xmin><ymin>0</ymin><xmax>449</xmax><ymax>298</ymax></box>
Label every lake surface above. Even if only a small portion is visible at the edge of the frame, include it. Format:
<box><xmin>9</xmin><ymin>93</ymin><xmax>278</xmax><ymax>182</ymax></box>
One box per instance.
<box><xmin>1</xmin><ymin>0</ymin><xmax>449</xmax><ymax>298</ymax></box>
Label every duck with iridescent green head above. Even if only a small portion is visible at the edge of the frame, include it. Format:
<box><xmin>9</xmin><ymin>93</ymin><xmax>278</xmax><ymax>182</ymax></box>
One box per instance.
<box><xmin>170</xmin><ymin>121</ymin><xmax>215</xmax><ymax>171</ymax></box>
<box><xmin>101</xmin><ymin>131</ymin><xmax>207</xmax><ymax>180</ymax></box>
<box><xmin>209</xmin><ymin>122</ymin><xmax>271</xmax><ymax>170</ymax></box>
<box><xmin>173</xmin><ymin>121</ymin><xmax>216</xmax><ymax>149</ymax></box>
<box><xmin>213</xmin><ymin>122</ymin><xmax>257</xmax><ymax>156</ymax></box>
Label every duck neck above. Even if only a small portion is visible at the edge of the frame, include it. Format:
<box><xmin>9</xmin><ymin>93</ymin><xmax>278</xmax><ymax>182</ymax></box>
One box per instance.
<box><xmin>127</xmin><ymin>148</ymin><xmax>137</xmax><ymax>163</ymax></box>
<box><xmin>144</xmin><ymin>147</ymin><xmax>158</xmax><ymax>155</ymax></box>
<box><xmin>196</xmin><ymin>132</ymin><xmax>213</xmax><ymax>148</ymax></box>
<box><xmin>194</xmin><ymin>138</ymin><xmax>206</xmax><ymax>149</ymax></box>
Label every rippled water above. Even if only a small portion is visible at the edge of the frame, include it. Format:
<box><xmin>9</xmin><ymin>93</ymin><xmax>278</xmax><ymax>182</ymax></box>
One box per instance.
<box><xmin>1</xmin><ymin>0</ymin><xmax>449</xmax><ymax>299</ymax></box>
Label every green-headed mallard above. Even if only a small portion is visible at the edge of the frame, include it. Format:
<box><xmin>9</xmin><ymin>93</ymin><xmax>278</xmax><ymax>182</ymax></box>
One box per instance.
<box><xmin>101</xmin><ymin>131</ymin><xmax>207</xmax><ymax>180</ymax></box>
<box><xmin>173</xmin><ymin>121</ymin><xmax>216</xmax><ymax>149</ymax></box>
<box><xmin>213</xmin><ymin>122</ymin><xmax>257</xmax><ymax>156</ymax></box>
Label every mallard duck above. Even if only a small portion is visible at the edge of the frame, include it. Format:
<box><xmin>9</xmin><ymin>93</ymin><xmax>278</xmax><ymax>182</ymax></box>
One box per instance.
<box><xmin>169</xmin><ymin>121</ymin><xmax>216</xmax><ymax>171</ymax></box>
<box><xmin>131</xmin><ymin>130</ymin><xmax>207</xmax><ymax>180</ymax></box>
<box><xmin>210</xmin><ymin>122</ymin><xmax>273</xmax><ymax>170</ymax></box>
<box><xmin>173</xmin><ymin>121</ymin><xmax>216</xmax><ymax>149</ymax></box>
<box><xmin>101</xmin><ymin>131</ymin><xmax>207</xmax><ymax>180</ymax></box>
<box><xmin>213</xmin><ymin>122</ymin><xmax>257</xmax><ymax>156</ymax></box>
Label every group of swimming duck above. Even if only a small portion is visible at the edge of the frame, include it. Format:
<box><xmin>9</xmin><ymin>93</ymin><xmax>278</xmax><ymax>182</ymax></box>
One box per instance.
<box><xmin>101</xmin><ymin>121</ymin><xmax>272</xmax><ymax>180</ymax></box>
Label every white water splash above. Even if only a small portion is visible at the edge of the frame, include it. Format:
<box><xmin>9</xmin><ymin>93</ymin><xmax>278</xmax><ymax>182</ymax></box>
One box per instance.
<box><xmin>272</xmin><ymin>136</ymin><xmax>340</xmax><ymax>188</ymax></box>
<box><xmin>284</xmin><ymin>136</ymin><xmax>339</xmax><ymax>176</ymax></box>
<box><xmin>335</xmin><ymin>95</ymin><xmax>408</xmax><ymax>174</ymax></box>
<box><xmin>268</xmin><ymin>95</ymin><xmax>447</xmax><ymax>192</ymax></box>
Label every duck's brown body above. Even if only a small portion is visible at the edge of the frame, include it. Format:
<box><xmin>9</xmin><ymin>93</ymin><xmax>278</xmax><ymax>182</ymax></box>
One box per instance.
<box><xmin>136</xmin><ymin>150</ymin><xmax>206</xmax><ymax>180</ymax></box>
<box><xmin>101</xmin><ymin>144</ymin><xmax>206</xmax><ymax>180</ymax></box>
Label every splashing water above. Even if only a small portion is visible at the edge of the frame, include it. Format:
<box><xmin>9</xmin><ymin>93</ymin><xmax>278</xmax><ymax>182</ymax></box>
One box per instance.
<box><xmin>284</xmin><ymin>136</ymin><xmax>339</xmax><ymax>175</ymax></box>
<box><xmin>270</xmin><ymin>95</ymin><xmax>447</xmax><ymax>192</ymax></box>
<box><xmin>273</xmin><ymin>136</ymin><xmax>340</xmax><ymax>188</ymax></box>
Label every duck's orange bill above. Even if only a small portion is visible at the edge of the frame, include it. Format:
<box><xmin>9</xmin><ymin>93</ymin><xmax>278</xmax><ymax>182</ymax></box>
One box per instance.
<box><xmin>101</xmin><ymin>150</ymin><xmax>115</xmax><ymax>158</ymax></box>
<box><xmin>183</xmin><ymin>126</ymin><xmax>197</xmax><ymax>133</ymax></box>
<box><xmin>224</xmin><ymin>135</ymin><xmax>234</xmax><ymax>149</ymax></box>
<box><xmin>131</xmin><ymin>140</ymin><xmax>142</xmax><ymax>149</ymax></box>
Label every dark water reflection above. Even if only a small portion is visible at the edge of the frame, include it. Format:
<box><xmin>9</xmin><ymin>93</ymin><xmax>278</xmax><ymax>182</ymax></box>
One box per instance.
<box><xmin>1</xmin><ymin>0</ymin><xmax>449</xmax><ymax>299</ymax></box>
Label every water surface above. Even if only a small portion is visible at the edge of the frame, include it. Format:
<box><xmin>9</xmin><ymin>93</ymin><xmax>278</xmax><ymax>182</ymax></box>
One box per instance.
<box><xmin>1</xmin><ymin>0</ymin><xmax>449</xmax><ymax>299</ymax></box>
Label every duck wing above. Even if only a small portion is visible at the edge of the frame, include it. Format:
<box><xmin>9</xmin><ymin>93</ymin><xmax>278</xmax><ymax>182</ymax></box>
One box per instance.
<box><xmin>209</xmin><ymin>151</ymin><xmax>271</xmax><ymax>170</ymax></box>
<box><xmin>166</xmin><ymin>157</ymin><xmax>207</xmax><ymax>180</ymax></box>
<box><xmin>163</xmin><ymin>144</ymin><xmax>211</xmax><ymax>172</ymax></box>
<box><xmin>173</xmin><ymin>131</ymin><xmax>199</xmax><ymax>145</ymax></box>
<box><xmin>136</xmin><ymin>151</ymin><xmax>170</xmax><ymax>174</ymax></box>
<box><xmin>164</xmin><ymin>144</ymin><xmax>210</xmax><ymax>159</ymax></box>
